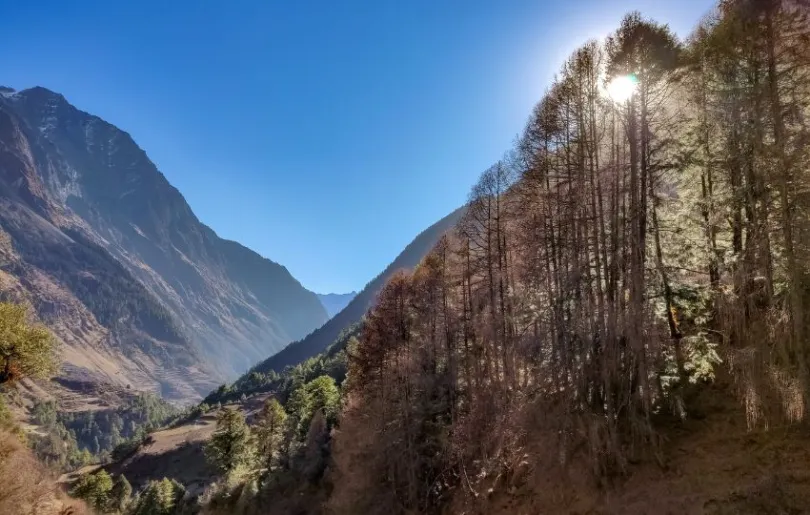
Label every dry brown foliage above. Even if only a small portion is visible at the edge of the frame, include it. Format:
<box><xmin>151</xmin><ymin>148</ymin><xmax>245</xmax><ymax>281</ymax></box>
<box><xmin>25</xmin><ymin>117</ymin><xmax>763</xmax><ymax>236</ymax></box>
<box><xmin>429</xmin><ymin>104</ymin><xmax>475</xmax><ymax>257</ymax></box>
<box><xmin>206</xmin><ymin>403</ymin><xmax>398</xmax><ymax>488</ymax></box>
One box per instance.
<box><xmin>0</xmin><ymin>430</ymin><xmax>90</xmax><ymax>515</ymax></box>
<box><xmin>326</xmin><ymin>1</ymin><xmax>810</xmax><ymax>513</ymax></box>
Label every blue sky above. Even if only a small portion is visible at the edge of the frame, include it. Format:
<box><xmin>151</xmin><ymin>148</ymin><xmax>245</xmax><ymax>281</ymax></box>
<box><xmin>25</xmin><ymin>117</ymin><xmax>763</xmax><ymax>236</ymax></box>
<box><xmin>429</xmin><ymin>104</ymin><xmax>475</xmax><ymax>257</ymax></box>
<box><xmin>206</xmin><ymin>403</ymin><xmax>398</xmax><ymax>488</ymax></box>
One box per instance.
<box><xmin>0</xmin><ymin>0</ymin><xmax>715</xmax><ymax>293</ymax></box>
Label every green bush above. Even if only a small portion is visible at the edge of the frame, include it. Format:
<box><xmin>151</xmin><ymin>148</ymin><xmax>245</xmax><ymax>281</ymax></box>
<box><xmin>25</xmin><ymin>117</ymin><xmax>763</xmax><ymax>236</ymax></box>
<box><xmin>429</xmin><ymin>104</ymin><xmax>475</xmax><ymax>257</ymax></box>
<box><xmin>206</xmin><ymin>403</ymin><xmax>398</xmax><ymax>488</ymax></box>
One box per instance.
<box><xmin>130</xmin><ymin>477</ymin><xmax>186</xmax><ymax>515</ymax></box>
<box><xmin>70</xmin><ymin>469</ymin><xmax>113</xmax><ymax>511</ymax></box>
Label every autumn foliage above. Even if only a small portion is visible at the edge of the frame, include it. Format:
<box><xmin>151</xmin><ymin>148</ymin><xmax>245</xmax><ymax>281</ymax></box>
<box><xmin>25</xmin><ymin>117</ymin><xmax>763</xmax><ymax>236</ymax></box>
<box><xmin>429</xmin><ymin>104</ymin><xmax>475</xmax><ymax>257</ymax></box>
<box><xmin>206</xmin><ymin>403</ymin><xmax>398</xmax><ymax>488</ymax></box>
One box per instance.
<box><xmin>331</xmin><ymin>1</ymin><xmax>810</xmax><ymax>512</ymax></box>
<box><xmin>0</xmin><ymin>430</ymin><xmax>90</xmax><ymax>515</ymax></box>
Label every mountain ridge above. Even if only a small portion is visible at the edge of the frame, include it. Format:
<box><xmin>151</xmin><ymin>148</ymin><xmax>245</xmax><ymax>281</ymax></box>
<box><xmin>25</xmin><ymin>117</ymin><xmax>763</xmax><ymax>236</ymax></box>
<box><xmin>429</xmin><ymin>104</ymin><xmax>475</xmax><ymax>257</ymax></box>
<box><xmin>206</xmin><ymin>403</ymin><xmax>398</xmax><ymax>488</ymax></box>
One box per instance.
<box><xmin>0</xmin><ymin>85</ymin><xmax>328</xmax><ymax>400</ymax></box>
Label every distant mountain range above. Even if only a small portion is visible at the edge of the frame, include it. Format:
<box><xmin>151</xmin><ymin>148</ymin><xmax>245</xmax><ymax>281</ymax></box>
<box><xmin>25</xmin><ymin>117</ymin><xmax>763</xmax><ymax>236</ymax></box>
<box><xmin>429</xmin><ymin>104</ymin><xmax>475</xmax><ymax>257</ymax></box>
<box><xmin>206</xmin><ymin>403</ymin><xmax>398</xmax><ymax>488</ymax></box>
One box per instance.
<box><xmin>0</xmin><ymin>86</ymin><xmax>328</xmax><ymax>401</ymax></box>
<box><xmin>316</xmin><ymin>292</ymin><xmax>357</xmax><ymax>318</ymax></box>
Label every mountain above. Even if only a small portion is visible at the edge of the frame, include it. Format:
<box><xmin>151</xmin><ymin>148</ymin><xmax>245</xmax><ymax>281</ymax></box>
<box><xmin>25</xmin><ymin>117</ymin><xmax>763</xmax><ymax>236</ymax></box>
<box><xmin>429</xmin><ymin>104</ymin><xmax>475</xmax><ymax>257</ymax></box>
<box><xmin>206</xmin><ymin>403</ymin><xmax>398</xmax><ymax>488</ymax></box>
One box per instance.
<box><xmin>249</xmin><ymin>207</ymin><xmax>465</xmax><ymax>375</ymax></box>
<box><xmin>315</xmin><ymin>292</ymin><xmax>357</xmax><ymax>318</ymax></box>
<box><xmin>0</xmin><ymin>86</ymin><xmax>328</xmax><ymax>401</ymax></box>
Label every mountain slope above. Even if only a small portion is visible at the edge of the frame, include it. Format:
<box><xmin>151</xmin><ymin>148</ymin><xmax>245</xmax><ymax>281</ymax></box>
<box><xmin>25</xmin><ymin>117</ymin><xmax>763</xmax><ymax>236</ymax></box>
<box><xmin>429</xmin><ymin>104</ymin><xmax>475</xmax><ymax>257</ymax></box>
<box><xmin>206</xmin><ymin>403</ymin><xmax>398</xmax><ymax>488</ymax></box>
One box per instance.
<box><xmin>250</xmin><ymin>207</ymin><xmax>465</xmax><ymax>375</ymax></box>
<box><xmin>0</xmin><ymin>94</ymin><xmax>207</xmax><ymax>400</ymax></box>
<box><xmin>316</xmin><ymin>292</ymin><xmax>357</xmax><ymax>318</ymax></box>
<box><xmin>0</xmin><ymin>86</ymin><xmax>328</xmax><ymax>399</ymax></box>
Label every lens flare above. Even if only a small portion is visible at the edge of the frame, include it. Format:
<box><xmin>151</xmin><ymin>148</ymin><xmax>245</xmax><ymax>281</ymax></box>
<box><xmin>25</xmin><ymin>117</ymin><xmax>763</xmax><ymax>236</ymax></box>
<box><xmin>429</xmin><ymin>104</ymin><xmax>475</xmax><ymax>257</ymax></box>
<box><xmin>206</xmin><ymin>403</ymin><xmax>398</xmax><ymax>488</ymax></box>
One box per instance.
<box><xmin>605</xmin><ymin>75</ymin><xmax>637</xmax><ymax>103</ymax></box>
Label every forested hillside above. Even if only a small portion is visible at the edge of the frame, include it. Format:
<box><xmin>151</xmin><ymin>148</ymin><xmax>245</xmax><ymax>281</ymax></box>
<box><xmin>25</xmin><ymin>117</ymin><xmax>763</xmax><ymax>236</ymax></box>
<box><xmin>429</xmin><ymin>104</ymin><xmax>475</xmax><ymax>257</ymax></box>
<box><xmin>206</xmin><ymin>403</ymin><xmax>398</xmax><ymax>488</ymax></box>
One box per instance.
<box><xmin>332</xmin><ymin>0</ymin><xmax>810</xmax><ymax>512</ymax></box>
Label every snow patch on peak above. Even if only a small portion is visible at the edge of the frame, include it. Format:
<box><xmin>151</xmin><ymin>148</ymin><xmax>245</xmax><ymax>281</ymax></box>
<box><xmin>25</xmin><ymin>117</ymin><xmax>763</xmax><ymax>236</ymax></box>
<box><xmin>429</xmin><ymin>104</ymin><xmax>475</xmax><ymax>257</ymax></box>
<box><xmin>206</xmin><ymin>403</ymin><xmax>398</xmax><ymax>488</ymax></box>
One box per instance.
<box><xmin>106</xmin><ymin>131</ymin><xmax>121</xmax><ymax>167</ymax></box>
<box><xmin>84</xmin><ymin>119</ymin><xmax>97</xmax><ymax>150</ymax></box>
<box><xmin>38</xmin><ymin>97</ymin><xmax>60</xmax><ymax>136</ymax></box>
<box><xmin>44</xmin><ymin>159</ymin><xmax>82</xmax><ymax>204</ymax></box>
<box><xmin>0</xmin><ymin>86</ymin><xmax>19</xmax><ymax>99</ymax></box>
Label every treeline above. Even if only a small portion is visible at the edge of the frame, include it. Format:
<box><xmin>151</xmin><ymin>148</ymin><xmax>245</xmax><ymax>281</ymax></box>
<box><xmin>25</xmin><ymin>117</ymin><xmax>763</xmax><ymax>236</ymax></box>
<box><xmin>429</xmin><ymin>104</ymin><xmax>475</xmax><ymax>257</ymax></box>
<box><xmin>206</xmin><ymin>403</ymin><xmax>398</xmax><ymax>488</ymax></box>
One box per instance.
<box><xmin>200</xmin><ymin>323</ymin><xmax>357</xmax><ymax>408</ymax></box>
<box><xmin>192</xmin><ymin>332</ymin><xmax>356</xmax><ymax>514</ymax></box>
<box><xmin>69</xmin><ymin>468</ymin><xmax>188</xmax><ymax>515</ymax></box>
<box><xmin>68</xmin><ymin>331</ymin><xmax>353</xmax><ymax>514</ymax></box>
<box><xmin>73</xmin><ymin>373</ymin><xmax>344</xmax><ymax>515</ymax></box>
<box><xmin>196</xmin><ymin>372</ymin><xmax>341</xmax><ymax>515</ymax></box>
<box><xmin>0</xmin><ymin>395</ymin><xmax>89</xmax><ymax>513</ymax></box>
<box><xmin>331</xmin><ymin>1</ymin><xmax>810</xmax><ymax>513</ymax></box>
<box><xmin>31</xmin><ymin>393</ymin><xmax>183</xmax><ymax>470</ymax></box>
<box><xmin>0</xmin><ymin>301</ymin><xmax>184</xmax><ymax>473</ymax></box>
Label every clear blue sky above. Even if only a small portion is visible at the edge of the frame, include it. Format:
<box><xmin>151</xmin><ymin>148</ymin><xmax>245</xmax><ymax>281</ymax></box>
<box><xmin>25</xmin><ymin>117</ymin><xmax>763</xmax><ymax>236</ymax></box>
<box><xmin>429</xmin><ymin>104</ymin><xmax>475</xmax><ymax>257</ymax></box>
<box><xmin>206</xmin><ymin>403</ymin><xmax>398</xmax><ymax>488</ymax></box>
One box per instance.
<box><xmin>0</xmin><ymin>0</ymin><xmax>715</xmax><ymax>293</ymax></box>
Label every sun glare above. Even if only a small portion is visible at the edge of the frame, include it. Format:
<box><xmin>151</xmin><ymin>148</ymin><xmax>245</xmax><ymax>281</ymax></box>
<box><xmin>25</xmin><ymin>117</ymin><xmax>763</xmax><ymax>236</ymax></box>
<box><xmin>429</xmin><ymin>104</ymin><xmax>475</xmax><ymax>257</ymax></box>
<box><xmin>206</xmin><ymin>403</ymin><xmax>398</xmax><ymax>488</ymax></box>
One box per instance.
<box><xmin>605</xmin><ymin>75</ymin><xmax>637</xmax><ymax>103</ymax></box>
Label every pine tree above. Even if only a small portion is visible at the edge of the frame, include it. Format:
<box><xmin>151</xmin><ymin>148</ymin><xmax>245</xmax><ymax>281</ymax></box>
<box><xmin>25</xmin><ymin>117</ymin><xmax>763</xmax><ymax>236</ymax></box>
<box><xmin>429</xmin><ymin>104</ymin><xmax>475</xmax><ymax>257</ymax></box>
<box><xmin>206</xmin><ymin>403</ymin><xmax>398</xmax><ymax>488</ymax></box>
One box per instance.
<box><xmin>70</xmin><ymin>469</ymin><xmax>113</xmax><ymax>511</ymax></box>
<box><xmin>110</xmin><ymin>474</ymin><xmax>132</xmax><ymax>513</ymax></box>
<box><xmin>204</xmin><ymin>408</ymin><xmax>254</xmax><ymax>475</ymax></box>
<box><xmin>130</xmin><ymin>478</ymin><xmax>185</xmax><ymax>515</ymax></box>
<box><xmin>0</xmin><ymin>302</ymin><xmax>58</xmax><ymax>384</ymax></box>
<box><xmin>254</xmin><ymin>398</ymin><xmax>287</xmax><ymax>473</ymax></box>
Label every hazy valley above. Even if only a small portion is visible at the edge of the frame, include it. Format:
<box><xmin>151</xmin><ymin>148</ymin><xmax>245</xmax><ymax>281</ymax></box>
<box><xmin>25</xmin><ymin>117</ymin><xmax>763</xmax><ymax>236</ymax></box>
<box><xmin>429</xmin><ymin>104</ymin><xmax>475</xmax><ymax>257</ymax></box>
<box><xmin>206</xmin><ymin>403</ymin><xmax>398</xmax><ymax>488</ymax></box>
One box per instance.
<box><xmin>315</xmin><ymin>293</ymin><xmax>356</xmax><ymax>318</ymax></box>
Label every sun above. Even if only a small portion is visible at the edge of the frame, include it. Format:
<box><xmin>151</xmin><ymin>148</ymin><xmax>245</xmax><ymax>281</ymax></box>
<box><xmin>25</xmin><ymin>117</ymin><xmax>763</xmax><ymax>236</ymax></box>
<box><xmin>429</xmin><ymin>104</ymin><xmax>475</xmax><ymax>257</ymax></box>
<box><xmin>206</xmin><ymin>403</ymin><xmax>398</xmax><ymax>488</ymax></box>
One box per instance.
<box><xmin>605</xmin><ymin>75</ymin><xmax>637</xmax><ymax>103</ymax></box>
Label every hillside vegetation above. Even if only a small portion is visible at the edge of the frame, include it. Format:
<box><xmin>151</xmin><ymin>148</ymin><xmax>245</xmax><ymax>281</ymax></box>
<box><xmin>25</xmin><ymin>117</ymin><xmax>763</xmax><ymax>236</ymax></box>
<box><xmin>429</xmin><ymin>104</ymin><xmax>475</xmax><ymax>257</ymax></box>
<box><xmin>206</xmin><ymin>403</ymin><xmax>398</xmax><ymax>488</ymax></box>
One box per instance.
<box><xmin>30</xmin><ymin>393</ymin><xmax>183</xmax><ymax>471</ymax></box>
<box><xmin>0</xmin><ymin>429</ymin><xmax>90</xmax><ymax>515</ymax></box>
<box><xmin>0</xmin><ymin>325</ymin><xmax>88</xmax><ymax>515</ymax></box>
<box><xmin>330</xmin><ymin>1</ymin><xmax>810</xmax><ymax>512</ymax></box>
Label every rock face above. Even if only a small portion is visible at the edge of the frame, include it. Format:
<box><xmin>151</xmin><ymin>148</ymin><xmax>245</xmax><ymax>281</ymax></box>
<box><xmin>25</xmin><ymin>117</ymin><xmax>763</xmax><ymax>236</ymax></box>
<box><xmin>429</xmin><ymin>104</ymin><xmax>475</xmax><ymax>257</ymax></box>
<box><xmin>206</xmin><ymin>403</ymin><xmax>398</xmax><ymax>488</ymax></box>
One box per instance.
<box><xmin>316</xmin><ymin>292</ymin><xmax>357</xmax><ymax>318</ymax></box>
<box><xmin>0</xmin><ymin>86</ymin><xmax>328</xmax><ymax>401</ymax></box>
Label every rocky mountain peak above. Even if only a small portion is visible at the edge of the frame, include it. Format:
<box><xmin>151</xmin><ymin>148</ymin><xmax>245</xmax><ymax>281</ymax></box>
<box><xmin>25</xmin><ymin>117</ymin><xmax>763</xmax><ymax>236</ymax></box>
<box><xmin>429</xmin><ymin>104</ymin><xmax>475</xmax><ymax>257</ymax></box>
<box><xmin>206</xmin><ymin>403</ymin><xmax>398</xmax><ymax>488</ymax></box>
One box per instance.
<box><xmin>0</xmin><ymin>86</ymin><xmax>328</xmax><ymax>401</ymax></box>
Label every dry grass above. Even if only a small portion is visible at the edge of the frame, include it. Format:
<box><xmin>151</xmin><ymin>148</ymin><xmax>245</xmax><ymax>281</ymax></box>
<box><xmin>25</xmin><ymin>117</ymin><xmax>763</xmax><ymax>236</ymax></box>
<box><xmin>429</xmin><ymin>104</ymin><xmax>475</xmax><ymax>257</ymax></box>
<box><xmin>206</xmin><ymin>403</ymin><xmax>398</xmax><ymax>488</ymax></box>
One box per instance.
<box><xmin>0</xmin><ymin>430</ymin><xmax>90</xmax><ymax>515</ymax></box>
<box><xmin>95</xmin><ymin>411</ymin><xmax>219</xmax><ymax>497</ymax></box>
<box><xmin>448</xmin><ymin>385</ymin><xmax>810</xmax><ymax>514</ymax></box>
